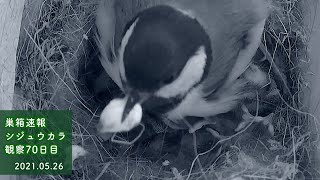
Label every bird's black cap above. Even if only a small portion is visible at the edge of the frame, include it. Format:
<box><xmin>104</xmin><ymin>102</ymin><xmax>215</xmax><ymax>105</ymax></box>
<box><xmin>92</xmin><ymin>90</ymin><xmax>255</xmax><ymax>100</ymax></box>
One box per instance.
<box><xmin>122</xmin><ymin>5</ymin><xmax>212</xmax><ymax>92</ymax></box>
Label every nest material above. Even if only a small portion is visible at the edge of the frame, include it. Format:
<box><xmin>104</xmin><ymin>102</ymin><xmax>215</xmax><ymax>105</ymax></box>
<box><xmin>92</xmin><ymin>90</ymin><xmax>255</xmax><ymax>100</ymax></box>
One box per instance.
<box><xmin>14</xmin><ymin>0</ymin><xmax>318</xmax><ymax>179</ymax></box>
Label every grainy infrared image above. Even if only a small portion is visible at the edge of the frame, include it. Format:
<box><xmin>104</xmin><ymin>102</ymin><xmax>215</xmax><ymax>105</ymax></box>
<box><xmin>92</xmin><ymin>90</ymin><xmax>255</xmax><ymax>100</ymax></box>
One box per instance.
<box><xmin>0</xmin><ymin>0</ymin><xmax>319</xmax><ymax>179</ymax></box>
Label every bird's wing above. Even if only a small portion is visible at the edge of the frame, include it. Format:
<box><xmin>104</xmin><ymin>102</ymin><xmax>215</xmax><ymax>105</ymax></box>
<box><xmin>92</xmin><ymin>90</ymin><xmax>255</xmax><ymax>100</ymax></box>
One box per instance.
<box><xmin>165</xmin><ymin>0</ymin><xmax>270</xmax><ymax>122</ymax></box>
<box><xmin>167</xmin><ymin>0</ymin><xmax>270</xmax><ymax>96</ymax></box>
<box><xmin>202</xmin><ymin>0</ymin><xmax>270</xmax><ymax>96</ymax></box>
<box><xmin>95</xmin><ymin>0</ymin><xmax>123</xmax><ymax>91</ymax></box>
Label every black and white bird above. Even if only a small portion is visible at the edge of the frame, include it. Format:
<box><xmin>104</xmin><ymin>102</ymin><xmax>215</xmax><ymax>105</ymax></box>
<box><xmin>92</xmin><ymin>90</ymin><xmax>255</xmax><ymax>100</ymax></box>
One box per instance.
<box><xmin>95</xmin><ymin>0</ymin><xmax>270</xmax><ymax>134</ymax></box>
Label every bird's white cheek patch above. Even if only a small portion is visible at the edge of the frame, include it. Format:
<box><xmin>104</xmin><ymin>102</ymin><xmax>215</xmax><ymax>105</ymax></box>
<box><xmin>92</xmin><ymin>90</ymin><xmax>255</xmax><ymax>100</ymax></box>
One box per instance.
<box><xmin>176</xmin><ymin>8</ymin><xmax>196</xmax><ymax>19</ymax></box>
<box><xmin>118</xmin><ymin>18</ymin><xmax>139</xmax><ymax>83</ymax></box>
<box><xmin>156</xmin><ymin>46</ymin><xmax>207</xmax><ymax>98</ymax></box>
<box><xmin>98</xmin><ymin>98</ymin><xmax>142</xmax><ymax>133</ymax></box>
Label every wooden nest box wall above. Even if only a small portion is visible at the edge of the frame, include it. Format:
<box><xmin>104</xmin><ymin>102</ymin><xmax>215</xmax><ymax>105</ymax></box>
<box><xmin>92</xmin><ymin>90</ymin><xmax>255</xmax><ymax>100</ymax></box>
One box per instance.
<box><xmin>1</xmin><ymin>0</ymin><xmax>320</xmax><ymax>179</ymax></box>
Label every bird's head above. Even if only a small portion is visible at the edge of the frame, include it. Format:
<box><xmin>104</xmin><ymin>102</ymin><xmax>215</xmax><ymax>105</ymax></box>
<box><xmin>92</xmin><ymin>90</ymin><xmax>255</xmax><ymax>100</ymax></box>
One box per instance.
<box><xmin>97</xmin><ymin>5</ymin><xmax>212</xmax><ymax>134</ymax></box>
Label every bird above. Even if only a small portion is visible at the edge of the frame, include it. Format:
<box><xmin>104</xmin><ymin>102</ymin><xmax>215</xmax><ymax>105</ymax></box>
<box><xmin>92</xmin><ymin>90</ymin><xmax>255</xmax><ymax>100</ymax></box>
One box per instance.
<box><xmin>94</xmin><ymin>0</ymin><xmax>271</xmax><ymax>134</ymax></box>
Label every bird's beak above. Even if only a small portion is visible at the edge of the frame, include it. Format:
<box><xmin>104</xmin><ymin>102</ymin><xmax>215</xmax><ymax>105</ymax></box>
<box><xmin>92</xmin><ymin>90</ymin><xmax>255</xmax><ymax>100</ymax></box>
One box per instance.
<box><xmin>121</xmin><ymin>91</ymin><xmax>141</xmax><ymax>123</ymax></box>
<box><xmin>121</xmin><ymin>91</ymin><xmax>150</xmax><ymax>123</ymax></box>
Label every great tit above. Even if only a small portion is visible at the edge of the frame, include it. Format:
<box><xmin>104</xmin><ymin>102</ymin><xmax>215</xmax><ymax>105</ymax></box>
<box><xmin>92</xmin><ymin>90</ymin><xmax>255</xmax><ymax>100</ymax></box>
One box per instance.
<box><xmin>95</xmin><ymin>0</ymin><xmax>270</xmax><ymax>134</ymax></box>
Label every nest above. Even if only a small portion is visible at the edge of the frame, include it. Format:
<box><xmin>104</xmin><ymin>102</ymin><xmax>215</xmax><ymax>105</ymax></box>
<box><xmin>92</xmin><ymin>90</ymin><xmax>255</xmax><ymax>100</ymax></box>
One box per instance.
<box><xmin>14</xmin><ymin>0</ymin><xmax>318</xmax><ymax>179</ymax></box>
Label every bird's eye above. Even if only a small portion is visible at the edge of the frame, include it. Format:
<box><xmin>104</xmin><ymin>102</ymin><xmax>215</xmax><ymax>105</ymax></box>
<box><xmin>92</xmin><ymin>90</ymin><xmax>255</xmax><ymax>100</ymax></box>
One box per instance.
<box><xmin>163</xmin><ymin>75</ymin><xmax>175</xmax><ymax>84</ymax></box>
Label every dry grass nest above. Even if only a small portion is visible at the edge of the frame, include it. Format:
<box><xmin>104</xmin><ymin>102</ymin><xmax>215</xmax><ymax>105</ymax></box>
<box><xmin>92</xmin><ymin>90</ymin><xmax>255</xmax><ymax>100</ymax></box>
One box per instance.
<box><xmin>15</xmin><ymin>0</ymin><xmax>318</xmax><ymax>179</ymax></box>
